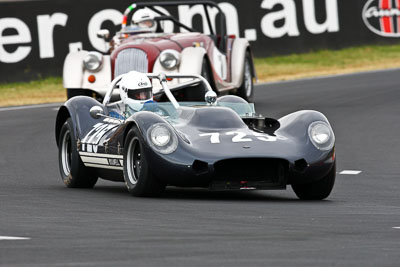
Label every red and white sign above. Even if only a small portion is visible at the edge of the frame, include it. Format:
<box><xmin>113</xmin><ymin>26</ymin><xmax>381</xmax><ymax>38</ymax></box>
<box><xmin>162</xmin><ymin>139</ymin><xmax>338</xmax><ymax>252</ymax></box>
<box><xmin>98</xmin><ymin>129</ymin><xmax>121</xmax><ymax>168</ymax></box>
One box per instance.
<box><xmin>363</xmin><ymin>0</ymin><xmax>400</xmax><ymax>37</ymax></box>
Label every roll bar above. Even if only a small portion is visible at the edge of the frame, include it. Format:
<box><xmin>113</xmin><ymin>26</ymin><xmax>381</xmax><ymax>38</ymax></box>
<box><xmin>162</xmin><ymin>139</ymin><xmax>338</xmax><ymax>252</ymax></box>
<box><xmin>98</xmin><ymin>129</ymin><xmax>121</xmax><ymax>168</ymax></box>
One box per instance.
<box><xmin>103</xmin><ymin>73</ymin><xmax>214</xmax><ymax>109</ymax></box>
<box><xmin>121</xmin><ymin>1</ymin><xmax>227</xmax><ymax>50</ymax></box>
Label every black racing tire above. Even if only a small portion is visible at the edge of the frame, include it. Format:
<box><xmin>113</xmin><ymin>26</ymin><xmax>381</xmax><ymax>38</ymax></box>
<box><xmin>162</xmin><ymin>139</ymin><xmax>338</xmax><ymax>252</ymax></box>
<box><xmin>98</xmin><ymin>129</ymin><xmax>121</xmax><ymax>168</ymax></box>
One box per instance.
<box><xmin>183</xmin><ymin>58</ymin><xmax>212</xmax><ymax>101</ymax></box>
<box><xmin>123</xmin><ymin>126</ymin><xmax>166</xmax><ymax>197</ymax></box>
<box><xmin>236</xmin><ymin>52</ymin><xmax>254</xmax><ymax>102</ymax></box>
<box><xmin>58</xmin><ymin>118</ymin><xmax>98</xmax><ymax>188</ymax></box>
<box><xmin>291</xmin><ymin>161</ymin><xmax>336</xmax><ymax>200</ymax></box>
<box><xmin>67</xmin><ymin>88</ymin><xmax>104</xmax><ymax>102</ymax></box>
<box><xmin>67</xmin><ymin>88</ymin><xmax>90</xmax><ymax>99</ymax></box>
<box><xmin>200</xmin><ymin>57</ymin><xmax>212</xmax><ymax>85</ymax></box>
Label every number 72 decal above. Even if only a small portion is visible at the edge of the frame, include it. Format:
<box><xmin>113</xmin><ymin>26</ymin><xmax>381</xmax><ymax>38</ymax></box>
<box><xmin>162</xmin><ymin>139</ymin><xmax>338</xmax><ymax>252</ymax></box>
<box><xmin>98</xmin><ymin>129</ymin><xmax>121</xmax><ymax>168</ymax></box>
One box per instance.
<box><xmin>199</xmin><ymin>131</ymin><xmax>279</xmax><ymax>144</ymax></box>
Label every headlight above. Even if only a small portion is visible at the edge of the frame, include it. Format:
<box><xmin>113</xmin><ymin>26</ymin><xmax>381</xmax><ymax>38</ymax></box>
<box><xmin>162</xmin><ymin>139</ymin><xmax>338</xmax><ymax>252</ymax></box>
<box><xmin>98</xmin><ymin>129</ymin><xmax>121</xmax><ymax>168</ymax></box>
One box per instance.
<box><xmin>83</xmin><ymin>52</ymin><xmax>103</xmax><ymax>71</ymax></box>
<box><xmin>308</xmin><ymin>121</ymin><xmax>335</xmax><ymax>151</ymax></box>
<box><xmin>159</xmin><ymin>49</ymin><xmax>180</xmax><ymax>70</ymax></box>
<box><xmin>148</xmin><ymin>123</ymin><xmax>178</xmax><ymax>154</ymax></box>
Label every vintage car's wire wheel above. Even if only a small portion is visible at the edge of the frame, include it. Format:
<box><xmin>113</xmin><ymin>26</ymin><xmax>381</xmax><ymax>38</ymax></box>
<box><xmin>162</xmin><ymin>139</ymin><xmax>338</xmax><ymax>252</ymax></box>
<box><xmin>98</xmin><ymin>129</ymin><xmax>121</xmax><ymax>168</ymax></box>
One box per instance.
<box><xmin>237</xmin><ymin>52</ymin><xmax>254</xmax><ymax>102</ymax></box>
<box><xmin>291</xmin><ymin>160</ymin><xmax>336</xmax><ymax>200</ymax></box>
<box><xmin>58</xmin><ymin>118</ymin><xmax>98</xmax><ymax>188</ymax></box>
<box><xmin>123</xmin><ymin>126</ymin><xmax>166</xmax><ymax>197</ymax></box>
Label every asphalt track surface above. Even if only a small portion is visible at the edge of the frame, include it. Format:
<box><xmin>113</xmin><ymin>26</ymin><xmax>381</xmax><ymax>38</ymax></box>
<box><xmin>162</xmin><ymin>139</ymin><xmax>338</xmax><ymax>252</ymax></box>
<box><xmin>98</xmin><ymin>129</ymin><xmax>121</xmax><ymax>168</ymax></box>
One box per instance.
<box><xmin>1</xmin><ymin>69</ymin><xmax>400</xmax><ymax>266</ymax></box>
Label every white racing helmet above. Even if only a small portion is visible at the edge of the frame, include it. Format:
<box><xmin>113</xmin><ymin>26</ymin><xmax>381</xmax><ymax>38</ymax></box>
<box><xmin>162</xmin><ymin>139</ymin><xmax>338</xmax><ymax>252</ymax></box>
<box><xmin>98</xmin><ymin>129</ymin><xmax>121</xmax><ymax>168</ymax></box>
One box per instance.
<box><xmin>119</xmin><ymin>71</ymin><xmax>153</xmax><ymax>111</ymax></box>
<box><xmin>132</xmin><ymin>9</ymin><xmax>157</xmax><ymax>32</ymax></box>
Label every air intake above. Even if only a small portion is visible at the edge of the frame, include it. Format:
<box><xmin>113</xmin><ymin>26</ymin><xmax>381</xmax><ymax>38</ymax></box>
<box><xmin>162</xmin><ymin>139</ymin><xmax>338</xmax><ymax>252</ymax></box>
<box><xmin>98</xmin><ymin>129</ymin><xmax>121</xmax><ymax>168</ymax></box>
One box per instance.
<box><xmin>213</xmin><ymin>158</ymin><xmax>287</xmax><ymax>183</ymax></box>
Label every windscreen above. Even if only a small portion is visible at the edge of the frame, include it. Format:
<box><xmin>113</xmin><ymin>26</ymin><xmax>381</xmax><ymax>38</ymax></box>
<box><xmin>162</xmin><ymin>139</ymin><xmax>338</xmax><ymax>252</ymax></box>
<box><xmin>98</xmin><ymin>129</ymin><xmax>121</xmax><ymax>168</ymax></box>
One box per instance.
<box><xmin>124</xmin><ymin>102</ymin><xmax>256</xmax><ymax>123</ymax></box>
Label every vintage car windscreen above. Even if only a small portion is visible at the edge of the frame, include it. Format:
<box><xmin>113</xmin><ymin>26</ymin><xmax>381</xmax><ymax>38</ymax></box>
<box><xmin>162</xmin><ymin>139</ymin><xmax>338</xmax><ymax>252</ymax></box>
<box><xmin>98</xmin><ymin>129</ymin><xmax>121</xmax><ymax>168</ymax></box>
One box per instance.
<box><xmin>124</xmin><ymin>102</ymin><xmax>255</xmax><ymax>122</ymax></box>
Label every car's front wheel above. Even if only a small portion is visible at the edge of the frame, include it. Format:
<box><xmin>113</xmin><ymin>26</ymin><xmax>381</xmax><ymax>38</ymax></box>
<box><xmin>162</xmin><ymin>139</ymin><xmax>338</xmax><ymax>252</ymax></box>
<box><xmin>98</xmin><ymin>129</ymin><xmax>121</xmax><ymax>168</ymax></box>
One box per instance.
<box><xmin>123</xmin><ymin>126</ymin><xmax>166</xmax><ymax>197</ymax></box>
<box><xmin>291</xmin><ymin>161</ymin><xmax>336</xmax><ymax>200</ymax></box>
<box><xmin>58</xmin><ymin>118</ymin><xmax>98</xmax><ymax>188</ymax></box>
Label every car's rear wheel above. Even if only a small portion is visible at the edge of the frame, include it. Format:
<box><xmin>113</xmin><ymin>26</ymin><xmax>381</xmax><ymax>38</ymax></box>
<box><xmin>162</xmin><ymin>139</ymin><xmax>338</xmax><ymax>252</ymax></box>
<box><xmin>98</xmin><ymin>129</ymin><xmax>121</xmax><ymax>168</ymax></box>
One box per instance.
<box><xmin>237</xmin><ymin>52</ymin><xmax>254</xmax><ymax>102</ymax></box>
<box><xmin>291</xmin><ymin>161</ymin><xmax>336</xmax><ymax>200</ymax></box>
<box><xmin>58</xmin><ymin>118</ymin><xmax>98</xmax><ymax>188</ymax></box>
<box><xmin>123</xmin><ymin>126</ymin><xmax>166</xmax><ymax>197</ymax></box>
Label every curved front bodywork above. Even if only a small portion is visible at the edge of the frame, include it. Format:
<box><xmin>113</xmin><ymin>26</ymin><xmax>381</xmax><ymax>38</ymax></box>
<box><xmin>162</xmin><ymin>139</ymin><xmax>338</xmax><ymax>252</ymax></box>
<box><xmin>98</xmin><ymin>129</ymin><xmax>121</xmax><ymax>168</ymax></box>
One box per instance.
<box><xmin>130</xmin><ymin>107</ymin><xmax>335</xmax><ymax>189</ymax></box>
<box><xmin>55</xmin><ymin>96</ymin><xmax>335</xmax><ymax>190</ymax></box>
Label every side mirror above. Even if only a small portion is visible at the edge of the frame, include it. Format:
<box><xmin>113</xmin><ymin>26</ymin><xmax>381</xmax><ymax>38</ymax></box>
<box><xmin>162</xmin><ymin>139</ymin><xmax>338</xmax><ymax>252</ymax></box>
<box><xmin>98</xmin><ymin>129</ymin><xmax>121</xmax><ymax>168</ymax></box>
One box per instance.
<box><xmin>205</xmin><ymin>91</ymin><xmax>217</xmax><ymax>105</ymax></box>
<box><xmin>97</xmin><ymin>29</ymin><xmax>110</xmax><ymax>40</ymax></box>
<box><xmin>89</xmin><ymin>106</ymin><xmax>104</xmax><ymax>119</ymax></box>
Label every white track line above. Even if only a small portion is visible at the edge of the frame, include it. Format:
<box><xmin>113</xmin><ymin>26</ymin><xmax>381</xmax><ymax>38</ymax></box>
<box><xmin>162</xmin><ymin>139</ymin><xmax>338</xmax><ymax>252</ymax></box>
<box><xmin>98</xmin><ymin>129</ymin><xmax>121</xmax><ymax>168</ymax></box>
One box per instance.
<box><xmin>393</xmin><ymin>227</ymin><xmax>400</xmax><ymax>229</ymax></box>
<box><xmin>0</xmin><ymin>236</ymin><xmax>31</xmax><ymax>240</ymax></box>
<box><xmin>339</xmin><ymin>170</ymin><xmax>362</xmax><ymax>175</ymax></box>
<box><xmin>0</xmin><ymin>103</ymin><xmax>62</xmax><ymax>112</ymax></box>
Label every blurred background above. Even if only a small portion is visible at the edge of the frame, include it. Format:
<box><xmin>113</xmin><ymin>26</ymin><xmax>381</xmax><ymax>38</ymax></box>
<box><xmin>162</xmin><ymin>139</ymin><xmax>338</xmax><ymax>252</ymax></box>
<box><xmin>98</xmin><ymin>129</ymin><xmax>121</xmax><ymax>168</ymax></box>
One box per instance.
<box><xmin>1</xmin><ymin>0</ymin><xmax>399</xmax><ymax>82</ymax></box>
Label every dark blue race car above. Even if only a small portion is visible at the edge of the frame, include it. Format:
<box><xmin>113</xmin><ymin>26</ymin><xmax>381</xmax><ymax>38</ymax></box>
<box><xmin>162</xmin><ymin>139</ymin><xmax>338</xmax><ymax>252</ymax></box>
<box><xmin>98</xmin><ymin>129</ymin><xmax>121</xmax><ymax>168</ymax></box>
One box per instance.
<box><xmin>55</xmin><ymin>73</ymin><xmax>336</xmax><ymax>200</ymax></box>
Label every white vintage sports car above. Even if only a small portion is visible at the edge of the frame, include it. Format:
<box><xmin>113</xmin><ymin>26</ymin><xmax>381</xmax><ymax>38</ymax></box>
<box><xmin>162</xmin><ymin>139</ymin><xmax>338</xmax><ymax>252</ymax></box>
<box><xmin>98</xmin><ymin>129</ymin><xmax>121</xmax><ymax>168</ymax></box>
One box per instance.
<box><xmin>63</xmin><ymin>0</ymin><xmax>257</xmax><ymax>102</ymax></box>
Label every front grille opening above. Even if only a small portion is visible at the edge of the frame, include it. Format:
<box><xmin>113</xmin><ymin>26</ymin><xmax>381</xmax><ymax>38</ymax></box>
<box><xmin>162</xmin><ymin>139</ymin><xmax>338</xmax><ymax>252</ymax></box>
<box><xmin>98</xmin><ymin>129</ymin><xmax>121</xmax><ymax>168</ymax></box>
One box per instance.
<box><xmin>192</xmin><ymin>160</ymin><xmax>208</xmax><ymax>175</ymax></box>
<box><xmin>294</xmin><ymin>159</ymin><xmax>308</xmax><ymax>173</ymax></box>
<box><xmin>213</xmin><ymin>158</ymin><xmax>287</xmax><ymax>182</ymax></box>
<box><xmin>114</xmin><ymin>48</ymin><xmax>148</xmax><ymax>77</ymax></box>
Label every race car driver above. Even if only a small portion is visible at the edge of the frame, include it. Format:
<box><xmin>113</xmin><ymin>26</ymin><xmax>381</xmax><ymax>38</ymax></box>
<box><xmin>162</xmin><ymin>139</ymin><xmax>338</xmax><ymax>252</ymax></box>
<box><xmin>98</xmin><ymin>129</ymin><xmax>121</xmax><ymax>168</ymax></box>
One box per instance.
<box><xmin>118</xmin><ymin>71</ymin><xmax>157</xmax><ymax>117</ymax></box>
<box><xmin>132</xmin><ymin>10</ymin><xmax>157</xmax><ymax>33</ymax></box>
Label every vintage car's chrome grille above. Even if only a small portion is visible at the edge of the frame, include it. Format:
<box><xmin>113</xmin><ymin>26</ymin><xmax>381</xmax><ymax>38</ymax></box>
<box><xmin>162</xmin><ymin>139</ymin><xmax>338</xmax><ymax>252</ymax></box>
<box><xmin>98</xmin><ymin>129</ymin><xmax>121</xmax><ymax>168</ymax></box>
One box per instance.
<box><xmin>114</xmin><ymin>48</ymin><xmax>148</xmax><ymax>77</ymax></box>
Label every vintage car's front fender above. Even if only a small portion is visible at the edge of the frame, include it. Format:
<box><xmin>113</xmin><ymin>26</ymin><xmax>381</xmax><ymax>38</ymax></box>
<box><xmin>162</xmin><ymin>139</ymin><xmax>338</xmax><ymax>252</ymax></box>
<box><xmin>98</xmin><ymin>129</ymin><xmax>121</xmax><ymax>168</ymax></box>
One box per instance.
<box><xmin>151</xmin><ymin>47</ymin><xmax>208</xmax><ymax>91</ymax></box>
<box><xmin>276</xmin><ymin>110</ymin><xmax>336</xmax><ymax>184</ymax></box>
<box><xmin>231</xmin><ymin>38</ymin><xmax>255</xmax><ymax>88</ymax></box>
<box><xmin>63</xmin><ymin>51</ymin><xmax>112</xmax><ymax>96</ymax></box>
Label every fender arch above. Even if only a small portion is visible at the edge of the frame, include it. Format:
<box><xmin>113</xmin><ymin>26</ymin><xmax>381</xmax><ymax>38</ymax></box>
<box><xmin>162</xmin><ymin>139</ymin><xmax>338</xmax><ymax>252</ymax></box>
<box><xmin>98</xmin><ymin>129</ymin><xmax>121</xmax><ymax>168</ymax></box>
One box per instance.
<box><xmin>63</xmin><ymin>51</ymin><xmax>112</xmax><ymax>97</ymax></box>
<box><xmin>55</xmin><ymin>96</ymin><xmax>105</xmax><ymax>146</ymax></box>
<box><xmin>179</xmin><ymin>47</ymin><xmax>216</xmax><ymax>92</ymax></box>
<box><xmin>178</xmin><ymin>46</ymin><xmax>207</xmax><ymax>75</ymax></box>
<box><xmin>278</xmin><ymin>110</ymin><xmax>332</xmax><ymax>138</ymax></box>
<box><xmin>63</xmin><ymin>51</ymin><xmax>87</xmax><ymax>89</ymax></box>
<box><xmin>55</xmin><ymin>106</ymin><xmax>71</xmax><ymax>147</ymax></box>
<box><xmin>231</xmin><ymin>38</ymin><xmax>256</xmax><ymax>88</ymax></box>
<box><xmin>152</xmin><ymin>46</ymin><xmax>215</xmax><ymax>95</ymax></box>
<box><xmin>123</xmin><ymin>111</ymin><xmax>168</xmax><ymax>147</ymax></box>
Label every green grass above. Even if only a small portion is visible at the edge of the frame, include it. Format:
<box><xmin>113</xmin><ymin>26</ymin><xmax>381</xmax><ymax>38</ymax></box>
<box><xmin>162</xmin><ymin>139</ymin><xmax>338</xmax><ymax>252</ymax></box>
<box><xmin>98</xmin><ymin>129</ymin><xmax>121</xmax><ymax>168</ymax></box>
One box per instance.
<box><xmin>254</xmin><ymin>44</ymin><xmax>400</xmax><ymax>82</ymax></box>
<box><xmin>2</xmin><ymin>44</ymin><xmax>400</xmax><ymax>107</ymax></box>
<box><xmin>0</xmin><ymin>77</ymin><xmax>65</xmax><ymax>107</ymax></box>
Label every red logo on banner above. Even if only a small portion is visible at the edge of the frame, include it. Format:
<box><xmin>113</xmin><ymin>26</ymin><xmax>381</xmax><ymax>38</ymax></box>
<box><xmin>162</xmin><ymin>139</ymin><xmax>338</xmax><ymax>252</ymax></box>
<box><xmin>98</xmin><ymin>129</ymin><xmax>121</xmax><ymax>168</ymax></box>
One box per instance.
<box><xmin>363</xmin><ymin>0</ymin><xmax>400</xmax><ymax>37</ymax></box>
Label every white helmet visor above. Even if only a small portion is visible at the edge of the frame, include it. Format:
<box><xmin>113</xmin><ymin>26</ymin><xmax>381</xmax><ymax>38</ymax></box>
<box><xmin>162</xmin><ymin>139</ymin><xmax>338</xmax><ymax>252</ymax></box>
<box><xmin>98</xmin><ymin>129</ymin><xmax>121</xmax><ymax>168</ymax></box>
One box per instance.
<box><xmin>127</xmin><ymin>87</ymin><xmax>152</xmax><ymax>101</ymax></box>
<box><xmin>138</xmin><ymin>20</ymin><xmax>155</xmax><ymax>29</ymax></box>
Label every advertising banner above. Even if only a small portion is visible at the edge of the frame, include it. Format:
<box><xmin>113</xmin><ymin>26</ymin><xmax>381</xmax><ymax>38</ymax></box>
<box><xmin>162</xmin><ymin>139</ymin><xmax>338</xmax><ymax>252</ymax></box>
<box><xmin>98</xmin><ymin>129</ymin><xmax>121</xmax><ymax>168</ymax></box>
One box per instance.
<box><xmin>0</xmin><ymin>0</ymin><xmax>399</xmax><ymax>82</ymax></box>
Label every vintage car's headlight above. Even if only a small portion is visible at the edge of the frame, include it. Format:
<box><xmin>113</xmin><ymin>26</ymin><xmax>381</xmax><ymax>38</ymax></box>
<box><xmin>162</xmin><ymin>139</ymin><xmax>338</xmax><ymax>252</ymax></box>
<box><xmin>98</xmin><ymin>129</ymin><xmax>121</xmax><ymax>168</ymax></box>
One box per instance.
<box><xmin>148</xmin><ymin>123</ymin><xmax>178</xmax><ymax>154</ymax></box>
<box><xmin>308</xmin><ymin>121</ymin><xmax>335</xmax><ymax>151</ymax></box>
<box><xmin>159</xmin><ymin>49</ymin><xmax>181</xmax><ymax>70</ymax></box>
<box><xmin>83</xmin><ymin>52</ymin><xmax>103</xmax><ymax>71</ymax></box>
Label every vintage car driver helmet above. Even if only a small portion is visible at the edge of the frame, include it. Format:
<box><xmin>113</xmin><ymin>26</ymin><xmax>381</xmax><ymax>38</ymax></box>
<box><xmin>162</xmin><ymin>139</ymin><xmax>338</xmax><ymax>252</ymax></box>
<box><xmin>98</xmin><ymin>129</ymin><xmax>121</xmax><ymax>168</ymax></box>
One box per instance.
<box><xmin>132</xmin><ymin>10</ymin><xmax>157</xmax><ymax>32</ymax></box>
<box><xmin>119</xmin><ymin>71</ymin><xmax>153</xmax><ymax>110</ymax></box>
